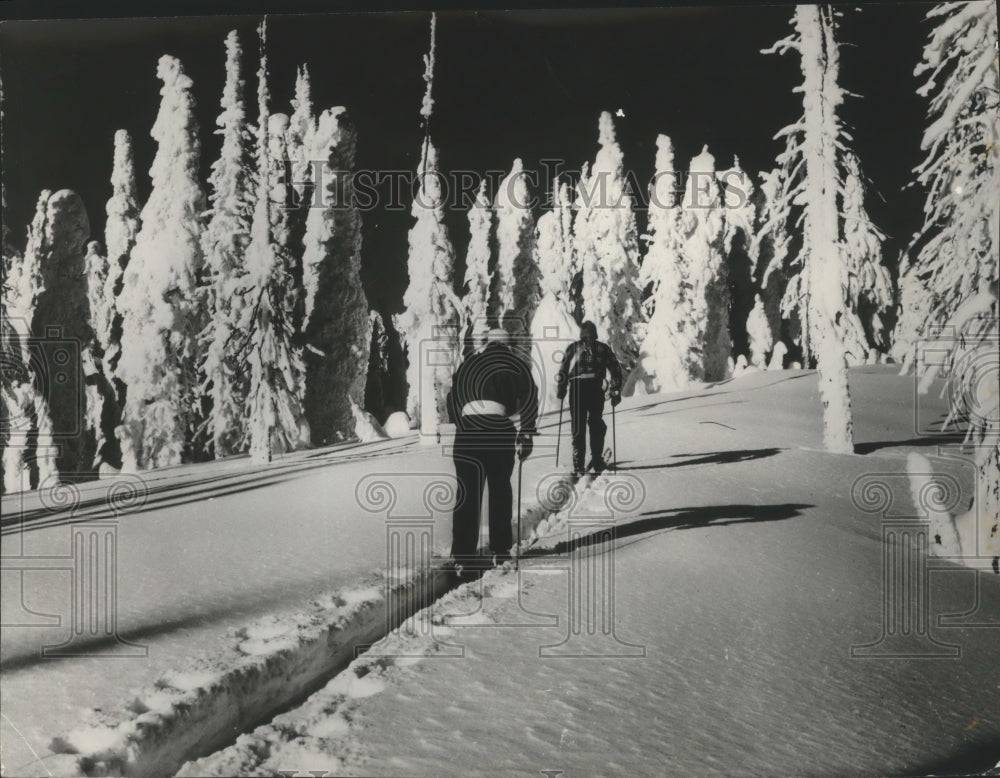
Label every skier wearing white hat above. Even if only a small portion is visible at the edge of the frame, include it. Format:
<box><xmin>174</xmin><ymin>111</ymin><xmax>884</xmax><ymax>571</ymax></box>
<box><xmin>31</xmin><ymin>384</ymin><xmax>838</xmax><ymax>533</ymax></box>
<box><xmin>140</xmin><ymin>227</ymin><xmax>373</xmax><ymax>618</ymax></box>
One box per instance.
<box><xmin>446</xmin><ymin>327</ymin><xmax>538</xmax><ymax>574</ymax></box>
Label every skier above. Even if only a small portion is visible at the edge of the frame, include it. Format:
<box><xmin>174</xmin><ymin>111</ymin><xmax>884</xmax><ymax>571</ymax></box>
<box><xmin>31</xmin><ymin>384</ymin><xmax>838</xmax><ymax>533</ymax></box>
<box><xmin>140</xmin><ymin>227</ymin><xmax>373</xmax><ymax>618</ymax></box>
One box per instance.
<box><xmin>556</xmin><ymin>320</ymin><xmax>623</xmax><ymax>476</ymax></box>
<box><xmin>446</xmin><ymin>328</ymin><xmax>538</xmax><ymax>574</ymax></box>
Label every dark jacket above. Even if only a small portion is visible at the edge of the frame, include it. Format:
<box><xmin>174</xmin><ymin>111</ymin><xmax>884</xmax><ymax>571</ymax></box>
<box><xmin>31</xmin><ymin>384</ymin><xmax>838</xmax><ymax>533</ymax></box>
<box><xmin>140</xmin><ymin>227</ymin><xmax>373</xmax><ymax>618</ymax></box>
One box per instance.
<box><xmin>447</xmin><ymin>343</ymin><xmax>539</xmax><ymax>434</ymax></box>
<box><xmin>557</xmin><ymin>340</ymin><xmax>623</xmax><ymax>392</ymax></box>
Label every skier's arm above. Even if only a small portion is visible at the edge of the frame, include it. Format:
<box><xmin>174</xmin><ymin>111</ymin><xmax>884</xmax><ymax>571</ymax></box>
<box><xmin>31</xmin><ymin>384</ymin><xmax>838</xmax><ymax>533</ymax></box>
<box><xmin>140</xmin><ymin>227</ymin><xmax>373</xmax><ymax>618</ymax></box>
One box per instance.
<box><xmin>556</xmin><ymin>341</ymin><xmax>575</xmax><ymax>398</ymax></box>
<box><xmin>520</xmin><ymin>370</ymin><xmax>539</xmax><ymax>436</ymax></box>
<box><xmin>447</xmin><ymin>359</ymin><xmax>466</xmax><ymax>424</ymax></box>
<box><xmin>604</xmin><ymin>345</ymin><xmax>622</xmax><ymax>394</ymax></box>
<box><xmin>606</xmin><ymin>345</ymin><xmax>623</xmax><ymax>394</ymax></box>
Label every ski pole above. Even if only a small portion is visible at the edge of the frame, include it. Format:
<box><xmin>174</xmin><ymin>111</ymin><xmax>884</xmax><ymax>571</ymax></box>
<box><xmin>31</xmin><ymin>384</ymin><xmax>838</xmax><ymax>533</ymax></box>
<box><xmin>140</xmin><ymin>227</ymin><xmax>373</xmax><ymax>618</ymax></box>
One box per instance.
<box><xmin>612</xmin><ymin>399</ymin><xmax>617</xmax><ymax>473</ymax></box>
<box><xmin>516</xmin><ymin>457</ymin><xmax>523</xmax><ymax>571</ymax></box>
<box><xmin>555</xmin><ymin>394</ymin><xmax>564</xmax><ymax>468</ymax></box>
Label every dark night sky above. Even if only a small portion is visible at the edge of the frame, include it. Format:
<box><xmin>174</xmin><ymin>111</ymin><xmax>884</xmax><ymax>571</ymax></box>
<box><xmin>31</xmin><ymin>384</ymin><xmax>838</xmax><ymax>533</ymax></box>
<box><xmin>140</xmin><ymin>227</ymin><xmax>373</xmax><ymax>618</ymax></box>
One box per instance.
<box><xmin>1</xmin><ymin>2</ymin><xmax>931</xmax><ymax>317</ymax></box>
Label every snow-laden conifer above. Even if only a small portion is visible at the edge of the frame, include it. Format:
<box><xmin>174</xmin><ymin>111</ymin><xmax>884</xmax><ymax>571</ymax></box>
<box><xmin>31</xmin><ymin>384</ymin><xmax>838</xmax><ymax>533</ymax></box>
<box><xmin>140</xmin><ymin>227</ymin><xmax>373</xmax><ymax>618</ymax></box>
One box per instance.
<box><xmin>574</xmin><ymin>111</ymin><xmax>644</xmax><ymax>376</ymax></box>
<box><xmin>681</xmin><ymin>146</ymin><xmax>730</xmax><ymax>382</ymax></box>
<box><xmin>301</xmin><ymin>107</ymin><xmax>371</xmax><ymax>444</ymax></box>
<box><xmin>102</xmin><ymin>129</ymin><xmax>140</xmax><ymax>384</ymax></box>
<box><xmin>462</xmin><ymin>179</ymin><xmax>492</xmax><ymax>332</ymax></box>
<box><xmin>201</xmin><ymin>30</ymin><xmax>254</xmax><ymax>457</ymax></box>
<box><xmin>118</xmin><ymin>55</ymin><xmax>207</xmax><ymax>470</ymax></box>
<box><xmin>85</xmin><ymin>240</ymin><xmax>109</xmax><ymax>352</ymax></box>
<box><xmin>531</xmin><ymin>179</ymin><xmax>578</xmax><ymax>411</ymax></box>
<box><xmin>396</xmin><ymin>13</ymin><xmax>461</xmax><ymax>438</ymax></box>
<box><xmin>719</xmin><ymin>156</ymin><xmax>756</xmax><ymax>261</ymax></box>
<box><xmin>841</xmin><ymin>151</ymin><xmax>893</xmax><ymax>362</ymax></box>
<box><xmin>746</xmin><ymin>294</ymin><xmax>774</xmax><ymax>369</ymax></box>
<box><xmin>757</xmin><ymin>5</ymin><xmax>884</xmax><ymax>453</ymax></box>
<box><xmin>493</xmin><ymin>158</ymin><xmax>539</xmax><ymax>333</ymax></box>
<box><xmin>244</xmin><ymin>20</ymin><xmax>309</xmax><ymax>463</ymax></box>
<box><xmin>287</xmin><ymin>65</ymin><xmax>314</xmax><ymax>172</ymax></box>
<box><xmin>2</xmin><ymin>192</ymin><xmax>53</xmax><ymax>491</ymax></box>
<box><xmin>631</xmin><ymin>134</ymin><xmax>690</xmax><ymax>393</ymax></box>
<box><xmin>30</xmin><ymin>190</ymin><xmax>91</xmax><ymax>478</ymax></box>
<box><xmin>909</xmin><ymin>282</ymin><xmax>998</xmax><ymax>572</ymax></box>
<box><xmin>894</xmin><ymin>1</ymin><xmax>998</xmax><ymax>367</ymax></box>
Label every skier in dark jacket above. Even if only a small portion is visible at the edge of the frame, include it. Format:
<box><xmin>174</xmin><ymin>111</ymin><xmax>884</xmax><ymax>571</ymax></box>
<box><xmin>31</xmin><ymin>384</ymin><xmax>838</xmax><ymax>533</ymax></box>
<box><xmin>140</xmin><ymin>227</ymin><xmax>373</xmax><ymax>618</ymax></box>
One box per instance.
<box><xmin>556</xmin><ymin>320</ymin><xmax>623</xmax><ymax>476</ymax></box>
<box><xmin>446</xmin><ymin>328</ymin><xmax>538</xmax><ymax>571</ymax></box>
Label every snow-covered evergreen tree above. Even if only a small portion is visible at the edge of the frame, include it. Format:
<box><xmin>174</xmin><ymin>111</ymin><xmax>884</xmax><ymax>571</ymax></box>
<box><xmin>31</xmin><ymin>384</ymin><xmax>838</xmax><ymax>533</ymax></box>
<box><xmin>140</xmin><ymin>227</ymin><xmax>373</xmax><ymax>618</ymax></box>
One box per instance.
<box><xmin>244</xmin><ymin>20</ymin><xmax>309</xmax><ymax>464</ymax></box>
<box><xmin>265</xmin><ymin>112</ymin><xmax>307</xmax><ymax>330</ymax></box>
<box><xmin>81</xmin><ymin>239</ymin><xmax>117</xmax><ymax>473</ymax></box>
<box><xmin>894</xmin><ymin>1</ymin><xmax>999</xmax><ymax>367</ymax></box>
<box><xmin>397</xmin><ymin>138</ymin><xmax>461</xmax><ymax>437</ymax></box>
<box><xmin>4</xmin><ymin>192</ymin><xmax>49</xmax><ymax>400</ymax></box>
<box><xmin>117</xmin><ymin>55</ymin><xmax>207</xmax><ymax>471</ymax></box>
<box><xmin>636</xmin><ymin>143</ymin><xmax>729</xmax><ymax>389</ymax></box>
<box><xmin>84</xmin><ymin>254</ymin><xmax>106</xmax><ymax>366</ymax></box>
<box><xmin>281</xmin><ymin>65</ymin><xmax>315</xmax><ymax>293</ymax></box>
<box><xmin>681</xmin><ymin>146</ymin><xmax>730</xmax><ymax>382</ymax></box>
<box><xmin>757</xmin><ymin>5</ymin><xmax>884</xmax><ymax>453</ymax></box>
<box><xmin>285</xmin><ymin>65</ymin><xmax>315</xmax><ymax>209</ymax></box>
<box><xmin>301</xmin><ymin>107</ymin><xmax>371</xmax><ymax>445</ymax></box>
<box><xmin>102</xmin><ymin>129</ymin><xmax>140</xmax><ymax>387</ymax></box>
<box><xmin>1</xmin><ymin>192</ymin><xmax>56</xmax><ymax>491</ymax></box>
<box><xmin>719</xmin><ymin>156</ymin><xmax>756</xmax><ymax>260</ymax></box>
<box><xmin>631</xmin><ymin>134</ymin><xmax>691</xmax><ymax>394</ymax></box>
<box><xmin>752</xmin><ymin>169</ymin><xmax>790</xmax><ymax>276</ymax></box>
<box><xmin>201</xmin><ymin>30</ymin><xmax>254</xmax><ymax>458</ymax></box>
<box><xmin>573</xmin><ymin>111</ymin><xmax>644</xmax><ymax>377</ymax></box>
<box><xmin>531</xmin><ymin>178</ymin><xmax>579</xmax><ymax>411</ymax></box>
<box><xmin>462</xmin><ymin>178</ymin><xmax>492</xmax><ymax>332</ymax></box>
<box><xmin>841</xmin><ymin>151</ymin><xmax>893</xmax><ymax>362</ymax></box>
<box><xmin>0</xmin><ymin>66</ymin><xmax>9</xmax><ymax>266</ymax></box>
<box><xmin>0</xmin><ymin>70</ymin><xmax>15</xmax><ymax>492</ymax></box>
<box><xmin>29</xmin><ymin>190</ymin><xmax>92</xmax><ymax>478</ymax></box>
<box><xmin>746</xmin><ymin>294</ymin><xmax>774</xmax><ymax>368</ymax></box>
<box><xmin>909</xmin><ymin>282</ymin><xmax>999</xmax><ymax>573</ymax></box>
<box><xmin>492</xmin><ymin>158</ymin><xmax>540</xmax><ymax>333</ymax></box>
<box><xmin>85</xmin><ymin>240</ymin><xmax>109</xmax><ymax>350</ymax></box>
<box><xmin>719</xmin><ymin>156</ymin><xmax>758</xmax><ymax>370</ymax></box>
<box><xmin>396</xmin><ymin>13</ymin><xmax>461</xmax><ymax>438</ymax></box>
<box><xmin>300</xmin><ymin>125</ymin><xmax>327</xmax><ymax>328</ymax></box>
<box><xmin>749</xmin><ymin>167</ymin><xmax>793</xmax><ymax>362</ymax></box>
<box><xmin>287</xmin><ymin>65</ymin><xmax>314</xmax><ymax>172</ymax></box>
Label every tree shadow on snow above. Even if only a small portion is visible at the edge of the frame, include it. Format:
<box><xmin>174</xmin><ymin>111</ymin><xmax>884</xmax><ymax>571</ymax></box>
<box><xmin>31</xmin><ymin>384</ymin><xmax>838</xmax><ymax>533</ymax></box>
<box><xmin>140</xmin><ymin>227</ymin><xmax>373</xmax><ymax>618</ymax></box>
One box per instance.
<box><xmin>525</xmin><ymin>502</ymin><xmax>813</xmax><ymax>558</ymax></box>
<box><xmin>907</xmin><ymin>736</ymin><xmax>1000</xmax><ymax>778</ymax></box>
<box><xmin>854</xmin><ymin>435</ymin><xmax>966</xmax><ymax>455</ymax></box>
<box><xmin>0</xmin><ymin>595</ymin><xmax>299</xmax><ymax>672</ymax></box>
<box><xmin>639</xmin><ymin>398</ymin><xmax>746</xmax><ymax>418</ymax></box>
<box><xmin>2</xmin><ymin>445</ymin><xmax>416</xmax><ymax>533</ymax></box>
<box><xmin>615</xmin><ymin>447</ymin><xmax>782</xmax><ymax>471</ymax></box>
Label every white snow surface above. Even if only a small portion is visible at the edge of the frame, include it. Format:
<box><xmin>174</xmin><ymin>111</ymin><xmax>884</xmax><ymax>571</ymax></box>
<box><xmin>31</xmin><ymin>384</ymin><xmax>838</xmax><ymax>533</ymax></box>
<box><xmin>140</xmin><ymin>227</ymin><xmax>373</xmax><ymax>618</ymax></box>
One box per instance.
<box><xmin>3</xmin><ymin>367</ymin><xmax>998</xmax><ymax>777</ymax></box>
<box><xmin>186</xmin><ymin>369</ymin><xmax>998</xmax><ymax>778</ymax></box>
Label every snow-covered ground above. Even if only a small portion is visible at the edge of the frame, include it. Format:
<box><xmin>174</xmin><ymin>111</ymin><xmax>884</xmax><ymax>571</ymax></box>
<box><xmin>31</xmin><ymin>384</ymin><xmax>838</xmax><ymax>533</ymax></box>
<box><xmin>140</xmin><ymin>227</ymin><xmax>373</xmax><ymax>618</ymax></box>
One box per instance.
<box><xmin>1</xmin><ymin>436</ymin><xmax>435</xmax><ymax>775</ymax></box>
<box><xmin>3</xmin><ymin>367</ymin><xmax>999</xmax><ymax>776</ymax></box>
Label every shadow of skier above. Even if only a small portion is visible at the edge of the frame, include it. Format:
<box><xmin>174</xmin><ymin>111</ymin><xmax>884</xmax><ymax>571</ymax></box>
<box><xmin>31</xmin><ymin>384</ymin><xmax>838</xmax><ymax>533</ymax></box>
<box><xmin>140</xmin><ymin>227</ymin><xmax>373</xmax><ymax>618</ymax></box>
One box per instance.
<box><xmin>524</xmin><ymin>502</ymin><xmax>813</xmax><ymax>558</ymax></box>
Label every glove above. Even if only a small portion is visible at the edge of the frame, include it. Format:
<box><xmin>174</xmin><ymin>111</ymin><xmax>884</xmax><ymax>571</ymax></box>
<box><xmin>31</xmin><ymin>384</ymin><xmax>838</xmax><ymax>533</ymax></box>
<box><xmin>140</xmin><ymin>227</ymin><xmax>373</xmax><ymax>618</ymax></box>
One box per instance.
<box><xmin>610</xmin><ymin>390</ymin><xmax>622</xmax><ymax>407</ymax></box>
<box><xmin>556</xmin><ymin>381</ymin><xmax>566</xmax><ymax>401</ymax></box>
<box><xmin>516</xmin><ymin>432</ymin><xmax>534</xmax><ymax>461</ymax></box>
